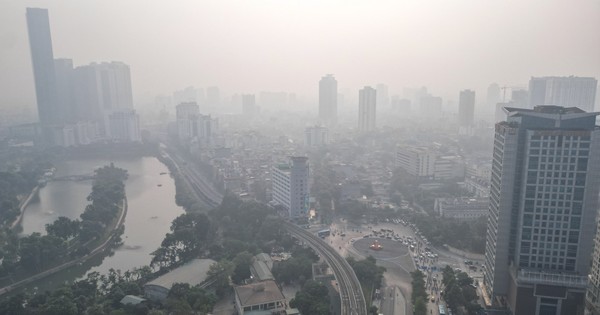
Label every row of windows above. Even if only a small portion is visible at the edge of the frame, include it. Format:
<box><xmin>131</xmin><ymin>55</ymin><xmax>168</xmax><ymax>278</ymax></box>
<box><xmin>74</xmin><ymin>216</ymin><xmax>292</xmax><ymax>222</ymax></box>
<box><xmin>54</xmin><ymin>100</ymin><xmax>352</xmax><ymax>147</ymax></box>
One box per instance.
<box><xmin>530</xmin><ymin>138</ymin><xmax>590</xmax><ymax>145</ymax></box>
<box><xmin>522</xmin><ymin>218</ymin><xmax>581</xmax><ymax>229</ymax></box>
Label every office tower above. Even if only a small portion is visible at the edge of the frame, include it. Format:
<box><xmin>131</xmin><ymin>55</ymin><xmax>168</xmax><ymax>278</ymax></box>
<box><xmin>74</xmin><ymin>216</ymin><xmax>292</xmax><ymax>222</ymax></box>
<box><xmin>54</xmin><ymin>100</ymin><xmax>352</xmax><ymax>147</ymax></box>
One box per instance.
<box><xmin>26</xmin><ymin>8</ymin><xmax>59</xmax><ymax>125</ymax></box>
<box><xmin>483</xmin><ymin>106</ymin><xmax>600</xmax><ymax>315</ymax></box>
<box><xmin>53</xmin><ymin>58</ymin><xmax>76</xmax><ymax>123</ymax></box>
<box><xmin>305</xmin><ymin>125</ymin><xmax>329</xmax><ymax>147</ymax></box>
<box><xmin>358</xmin><ymin>86</ymin><xmax>376</xmax><ymax>132</ymax></box>
<box><xmin>106</xmin><ymin>110</ymin><xmax>140</xmax><ymax>142</ymax></box>
<box><xmin>176</xmin><ymin>102</ymin><xmax>200</xmax><ymax>142</ymax></box>
<box><xmin>271</xmin><ymin>157</ymin><xmax>310</xmax><ymax>218</ymax></box>
<box><xmin>529</xmin><ymin>76</ymin><xmax>597</xmax><ymax>112</ymax></box>
<box><xmin>458</xmin><ymin>89</ymin><xmax>475</xmax><ymax>135</ymax></box>
<box><xmin>242</xmin><ymin>94</ymin><xmax>257</xmax><ymax>117</ymax></box>
<box><xmin>376</xmin><ymin>83</ymin><xmax>389</xmax><ymax>109</ymax></box>
<box><xmin>319</xmin><ymin>74</ymin><xmax>337</xmax><ymax>126</ymax></box>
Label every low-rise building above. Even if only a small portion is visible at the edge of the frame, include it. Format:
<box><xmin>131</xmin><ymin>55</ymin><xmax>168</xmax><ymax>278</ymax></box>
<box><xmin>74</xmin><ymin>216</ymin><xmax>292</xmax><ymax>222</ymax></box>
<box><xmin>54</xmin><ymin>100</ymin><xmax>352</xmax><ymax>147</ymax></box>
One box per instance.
<box><xmin>251</xmin><ymin>253</ymin><xmax>274</xmax><ymax>282</ymax></box>
<box><xmin>396</xmin><ymin>145</ymin><xmax>465</xmax><ymax>180</ymax></box>
<box><xmin>434</xmin><ymin>197</ymin><xmax>488</xmax><ymax>219</ymax></box>
<box><xmin>395</xmin><ymin>146</ymin><xmax>436</xmax><ymax>177</ymax></box>
<box><xmin>464</xmin><ymin>176</ymin><xmax>490</xmax><ymax>198</ymax></box>
<box><xmin>234</xmin><ymin>280</ymin><xmax>286</xmax><ymax>315</ymax></box>
<box><xmin>144</xmin><ymin>258</ymin><xmax>216</xmax><ymax>301</ymax></box>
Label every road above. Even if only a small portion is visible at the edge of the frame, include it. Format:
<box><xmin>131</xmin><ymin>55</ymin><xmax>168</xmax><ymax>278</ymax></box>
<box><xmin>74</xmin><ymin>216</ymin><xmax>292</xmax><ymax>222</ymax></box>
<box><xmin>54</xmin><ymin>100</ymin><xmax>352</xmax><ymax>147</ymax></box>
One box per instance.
<box><xmin>160</xmin><ymin>146</ymin><xmax>223</xmax><ymax>208</ymax></box>
<box><xmin>165</xmin><ymin>147</ymin><xmax>365</xmax><ymax>314</ymax></box>
<box><xmin>0</xmin><ymin>199</ymin><xmax>128</xmax><ymax>296</ymax></box>
<box><xmin>285</xmin><ymin>222</ymin><xmax>368</xmax><ymax>315</ymax></box>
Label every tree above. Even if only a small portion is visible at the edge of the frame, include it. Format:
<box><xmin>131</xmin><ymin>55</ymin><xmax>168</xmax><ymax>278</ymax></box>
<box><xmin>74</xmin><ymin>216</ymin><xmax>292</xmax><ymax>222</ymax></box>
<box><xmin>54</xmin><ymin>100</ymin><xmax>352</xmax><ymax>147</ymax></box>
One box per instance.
<box><xmin>410</xmin><ymin>270</ymin><xmax>427</xmax><ymax>305</ymax></box>
<box><xmin>45</xmin><ymin>216</ymin><xmax>81</xmax><ymax>239</ymax></box>
<box><xmin>231</xmin><ymin>251</ymin><xmax>253</xmax><ymax>284</ymax></box>
<box><xmin>290</xmin><ymin>280</ymin><xmax>330</xmax><ymax>315</ymax></box>
<box><xmin>413</xmin><ymin>297</ymin><xmax>427</xmax><ymax>315</ymax></box>
<box><xmin>206</xmin><ymin>261</ymin><xmax>234</xmax><ymax>298</ymax></box>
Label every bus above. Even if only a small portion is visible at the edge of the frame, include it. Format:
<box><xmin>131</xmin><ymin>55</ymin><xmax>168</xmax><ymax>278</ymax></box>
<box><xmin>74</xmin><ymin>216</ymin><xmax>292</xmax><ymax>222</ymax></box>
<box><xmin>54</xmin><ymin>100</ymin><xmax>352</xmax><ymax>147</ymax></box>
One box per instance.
<box><xmin>317</xmin><ymin>229</ymin><xmax>331</xmax><ymax>238</ymax></box>
<box><xmin>439</xmin><ymin>304</ymin><xmax>446</xmax><ymax>315</ymax></box>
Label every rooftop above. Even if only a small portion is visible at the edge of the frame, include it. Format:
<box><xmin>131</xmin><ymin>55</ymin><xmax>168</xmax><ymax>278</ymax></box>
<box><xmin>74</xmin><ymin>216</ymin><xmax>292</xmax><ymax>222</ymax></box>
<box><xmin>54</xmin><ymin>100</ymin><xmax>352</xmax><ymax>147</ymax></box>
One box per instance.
<box><xmin>234</xmin><ymin>280</ymin><xmax>286</xmax><ymax>307</ymax></box>
<box><xmin>145</xmin><ymin>258</ymin><xmax>216</xmax><ymax>290</ymax></box>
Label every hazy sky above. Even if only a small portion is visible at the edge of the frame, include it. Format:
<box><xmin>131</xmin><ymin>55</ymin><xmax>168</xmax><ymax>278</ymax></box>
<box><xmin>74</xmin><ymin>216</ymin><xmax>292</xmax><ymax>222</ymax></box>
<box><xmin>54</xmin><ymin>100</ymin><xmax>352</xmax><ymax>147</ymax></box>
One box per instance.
<box><xmin>1</xmin><ymin>0</ymin><xmax>599</xmax><ymax>109</ymax></box>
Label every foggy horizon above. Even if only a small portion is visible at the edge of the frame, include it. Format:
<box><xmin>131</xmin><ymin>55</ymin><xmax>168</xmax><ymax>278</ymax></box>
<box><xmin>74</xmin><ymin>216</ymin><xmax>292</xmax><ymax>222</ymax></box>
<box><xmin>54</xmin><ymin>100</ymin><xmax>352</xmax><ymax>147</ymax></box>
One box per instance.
<box><xmin>1</xmin><ymin>0</ymin><xmax>599</xmax><ymax>110</ymax></box>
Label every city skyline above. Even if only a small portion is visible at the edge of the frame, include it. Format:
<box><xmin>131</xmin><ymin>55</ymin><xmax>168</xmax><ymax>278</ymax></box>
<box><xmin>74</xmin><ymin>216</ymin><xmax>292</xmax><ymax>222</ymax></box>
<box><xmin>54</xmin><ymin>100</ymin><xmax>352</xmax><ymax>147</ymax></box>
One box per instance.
<box><xmin>1</xmin><ymin>1</ymin><xmax>598</xmax><ymax>109</ymax></box>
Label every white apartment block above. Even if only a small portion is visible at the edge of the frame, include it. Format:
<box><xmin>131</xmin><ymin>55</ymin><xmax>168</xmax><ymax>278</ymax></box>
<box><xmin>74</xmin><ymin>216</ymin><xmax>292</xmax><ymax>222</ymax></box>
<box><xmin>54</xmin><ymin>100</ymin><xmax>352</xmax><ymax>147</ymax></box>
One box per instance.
<box><xmin>271</xmin><ymin>157</ymin><xmax>309</xmax><ymax>219</ymax></box>
<box><xmin>396</xmin><ymin>146</ymin><xmax>464</xmax><ymax>180</ymax></box>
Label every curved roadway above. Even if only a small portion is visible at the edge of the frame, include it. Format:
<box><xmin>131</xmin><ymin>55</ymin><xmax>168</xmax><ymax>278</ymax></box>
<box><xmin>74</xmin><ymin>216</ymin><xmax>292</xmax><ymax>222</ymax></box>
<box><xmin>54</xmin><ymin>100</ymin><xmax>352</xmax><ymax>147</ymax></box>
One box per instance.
<box><xmin>163</xmin><ymin>144</ymin><xmax>367</xmax><ymax>314</ymax></box>
<box><xmin>285</xmin><ymin>223</ymin><xmax>368</xmax><ymax>315</ymax></box>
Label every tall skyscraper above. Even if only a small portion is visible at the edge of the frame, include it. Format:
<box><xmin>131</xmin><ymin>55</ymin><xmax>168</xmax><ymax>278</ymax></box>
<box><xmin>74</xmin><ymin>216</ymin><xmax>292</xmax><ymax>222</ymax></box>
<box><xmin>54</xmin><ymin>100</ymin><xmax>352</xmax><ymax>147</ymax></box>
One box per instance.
<box><xmin>529</xmin><ymin>76</ymin><xmax>597</xmax><ymax>112</ymax></box>
<box><xmin>72</xmin><ymin>62</ymin><xmax>134</xmax><ymax>134</ymax></box>
<box><xmin>483</xmin><ymin>106</ymin><xmax>600</xmax><ymax>315</ymax></box>
<box><xmin>271</xmin><ymin>157</ymin><xmax>310</xmax><ymax>218</ymax></box>
<box><xmin>319</xmin><ymin>74</ymin><xmax>337</xmax><ymax>126</ymax></box>
<box><xmin>26</xmin><ymin>8</ymin><xmax>59</xmax><ymax>125</ymax></box>
<box><xmin>458</xmin><ymin>89</ymin><xmax>475</xmax><ymax>134</ymax></box>
<box><xmin>358</xmin><ymin>86</ymin><xmax>376</xmax><ymax>132</ymax></box>
<box><xmin>53</xmin><ymin>58</ymin><xmax>76</xmax><ymax>123</ymax></box>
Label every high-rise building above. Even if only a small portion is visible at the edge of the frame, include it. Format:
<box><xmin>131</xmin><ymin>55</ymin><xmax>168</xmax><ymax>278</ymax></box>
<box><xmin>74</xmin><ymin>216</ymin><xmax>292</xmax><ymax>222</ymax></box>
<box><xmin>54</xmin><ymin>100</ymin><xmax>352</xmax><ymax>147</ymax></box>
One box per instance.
<box><xmin>271</xmin><ymin>157</ymin><xmax>310</xmax><ymax>219</ymax></box>
<box><xmin>529</xmin><ymin>76</ymin><xmax>597</xmax><ymax>112</ymax></box>
<box><xmin>72</xmin><ymin>62</ymin><xmax>134</xmax><ymax>134</ymax></box>
<box><xmin>176</xmin><ymin>102</ymin><xmax>200</xmax><ymax>142</ymax></box>
<box><xmin>53</xmin><ymin>58</ymin><xmax>77</xmax><ymax>123</ymax></box>
<box><xmin>358</xmin><ymin>86</ymin><xmax>376</xmax><ymax>132</ymax></box>
<box><xmin>26</xmin><ymin>8</ymin><xmax>59</xmax><ymax>125</ymax></box>
<box><xmin>319</xmin><ymin>74</ymin><xmax>337</xmax><ymax>126</ymax></box>
<box><xmin>458</xmin><ymin>89</ymin><xmax>475</xmax><ymax>135</ymax></box>
<box><xmin>483</xmin><ymin>106</ymin><xmax>600</xmax><ymax>315</ymax></box>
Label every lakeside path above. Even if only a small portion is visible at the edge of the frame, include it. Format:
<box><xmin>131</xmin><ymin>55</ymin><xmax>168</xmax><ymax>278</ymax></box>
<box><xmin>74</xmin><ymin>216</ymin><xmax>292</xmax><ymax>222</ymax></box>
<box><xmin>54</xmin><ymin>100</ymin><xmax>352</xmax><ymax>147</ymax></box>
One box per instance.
<box><xmin>0</xmin><ymin>198</ymin><xmax>128</xmax><ymax>296</ymax></box>
<box><xmin>10</xmin><ymin>185</ymin><xmax>40</xmax><ymax>230</ymax></box>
